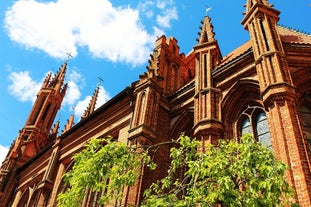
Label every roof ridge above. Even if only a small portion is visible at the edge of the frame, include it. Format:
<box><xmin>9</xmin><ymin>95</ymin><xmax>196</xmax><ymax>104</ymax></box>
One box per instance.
<box><xmin>217</xmin><ymin>40</ymin><xmax>252</xmax><ymax>68</ymax></box>
<box><xmin>169</xmin><ymin>79</ymin><xmax>195</xmax><ymax>99</ymax></box>
<box><xmin>222</xmin><ymin>40</ymin><xmax>251</xmax><ymax>58</ymax></box>
<box><xmin>277</xmin><ymin>24</ymin><xmax>311</xmax><ymax>37</ymax></box>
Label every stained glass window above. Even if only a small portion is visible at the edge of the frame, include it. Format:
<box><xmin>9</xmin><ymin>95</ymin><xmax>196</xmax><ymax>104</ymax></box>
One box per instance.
<box><xmin>256</xmin><ymin>112</ymin><xmax>272</xmax><ymax>149</ymax></box>
<box><xmin>239</xmin><ymin>106</ymin><xmax>272</xmax><ymax>150</ymax></box>
<box><xmin>241</xmin><ymin>117</ymin><xmax>252</xmax><ymax>135</ymax></box>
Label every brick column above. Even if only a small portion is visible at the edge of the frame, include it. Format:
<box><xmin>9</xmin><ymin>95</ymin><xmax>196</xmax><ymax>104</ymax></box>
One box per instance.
<box><xmin>265</xmin><ymin>95</ymin><xmax>311</xmax><ymax>206</ymax></box>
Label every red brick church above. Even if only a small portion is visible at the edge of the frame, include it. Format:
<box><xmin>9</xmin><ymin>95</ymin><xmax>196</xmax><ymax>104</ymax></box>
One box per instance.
<box><xmin>1</xmin><ymin>0</ymin><xmax>311</xmax><ymax>206</ymax></box>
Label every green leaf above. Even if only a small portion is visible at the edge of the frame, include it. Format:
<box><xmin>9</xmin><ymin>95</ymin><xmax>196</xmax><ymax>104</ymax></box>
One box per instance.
<box><xmin>143</xmin><ymin>134</ymin><xmax>297</xmax><ymax>207</ymax></box>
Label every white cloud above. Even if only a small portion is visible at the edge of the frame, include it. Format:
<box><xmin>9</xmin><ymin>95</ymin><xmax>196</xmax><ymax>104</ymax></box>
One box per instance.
<box><xmin>75</xmin><ymin>95</ymin><xmax>92</xmax><ymax>117</ymax></box>
<box><xmin>8</xmin><ymin>69</ymin><xmax>84</xmax><ymax>108</ymax></box>
<box><xmin>156</xmin><ymin>0</ymin><xmax>174</xmax><ymax>10</ymax></box>
<box><xmin>68</xmin><ymin>69</ymin><xmax>85</xmax><ymax>83</ymax></box>
<box><xmin>63</xmin><ymin>80</ymin><xmax>81</xmax><ymax>106</ymax></box>
<box><xmin>137</xmin><ymin>0</ymin><xmax>178</xmax><ymax>29</ymax></box>
<box><xmin>4</xmin><ymin>0</ymin><xmax>179</xmax><ymax>66</ymax></box>
<box><xmin>4</xmin><ymin>0</ymin><xmax>165</xmax><ymax>66</ymax></box>
<box><xmin>0</xmin><ymin>145</ymin><xmax>9</xmax><ymax>165</ymax></box>
<box><xmin>156</xmin><ymin>7</ymin><xmax>178</xmax><ymax>28</ymax></box>
<box><xmin>137</xmin><ymin>1</ymin><xmax>154</xmax><ymax>18</ymax></box>
<box><xmin>97</xmin><ymin>85</ymin><xmax>111</xmax><ymax>107</ymax></box>
<box><xmin>8</xmin><ymin>71</ymin><xmax>41</xmax><ymax>102</ymax></box>
<box><xmin>63</xmin><ymin>70</ymin><xmax>84</xmax><ymax>106</ymax></box>
<box><xmin>74</xmin><ymin>85</ymin><xmax>111</xmax><ymax>118</ymax></box>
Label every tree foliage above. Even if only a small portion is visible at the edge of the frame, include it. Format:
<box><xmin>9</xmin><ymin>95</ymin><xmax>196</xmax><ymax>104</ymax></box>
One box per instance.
<box><xmin>142</xmin><ymin>134</ymin><xmax>297</xmax><ymax>207</ymax></box>
<box><xmin>57</xmin><ymin>136</ymin><xmax>150</xmax><ymax>207</ymax></box>
<box><xmin>57</xmin><ymin>134</ymin><xmax>297</xmax><ymax>207</ymax></box>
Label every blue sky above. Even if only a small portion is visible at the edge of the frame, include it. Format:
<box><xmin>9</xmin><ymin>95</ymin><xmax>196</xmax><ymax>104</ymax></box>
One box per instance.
<box><xmin>0</xmin><ymin>0</ymin><xmax>310</xmax><ymax>162</ymax></box>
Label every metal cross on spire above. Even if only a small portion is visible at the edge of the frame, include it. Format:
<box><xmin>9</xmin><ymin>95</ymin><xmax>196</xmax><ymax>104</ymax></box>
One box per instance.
<box><xmin>97</xmin><ymin>76</ymin><xmax>104</xmax><ymax>85</ymax></box>
<box><xmin>65</xmin><ymin>52</ymin><xmax>73</xmax><ymax>63</ymax></box>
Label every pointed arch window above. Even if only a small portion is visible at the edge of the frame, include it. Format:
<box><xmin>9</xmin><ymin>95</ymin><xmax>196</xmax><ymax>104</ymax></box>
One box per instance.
<box><xmin>241</xmin><ymin>117</ymin><xmax>252</xmax><ymax>135</ymax></box>
<box><xmin>239</xmin><ymin>106</ymin><xmax>272</xmax><ymax>149</ymax></box>
<box><xmin>256</xmin><ymin>112</ymin><xmax>272</xmax><ymax>149</ymax></box>
<box><xmin>134</xmin><ymin>91</ymin><xmax>147</xmax><ymax>127</ymax></box>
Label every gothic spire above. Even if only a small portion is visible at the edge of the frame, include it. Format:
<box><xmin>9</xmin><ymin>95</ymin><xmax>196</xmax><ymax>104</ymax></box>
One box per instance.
<box><xmin>146</xmin><ymin>49</ymin><xmax>160</xmax><ymax>78</ymax></box>
<box><xmin>52</xmin><ymin>63</ymin><xmax>67</xmax><ymax>94</ymax></box>
<box><xmin>40</xmin><ymin>62</ymin><xmax>67</xmax><ymax>94</ymax></box>
<box><xmin>81</xmin><ymin>84</ymin><xmax>100</xmax><ymax>120</ymax></box>
<box><xmin>51</xmin><ymin>120</ymin><xmax>60</xmax><ymax>137</ymax></box>
<box><xmin>197</xmin><ymin>15</ymin><xmax>216</xmax><ymax>44</ymax></box>
<box><xmin>243</xmin><ymin>0</ymin><xmax>276</xmax><ymax>18</ymax></box>
<box><xmin>62</xmin><ymin>114</ymin><xmax>75</xmax><ymax>134</ymax></box>
<box><xmin>41</xmin><ymin>72</ymin><xmax>52</xmax><ymax>89</ymax></box>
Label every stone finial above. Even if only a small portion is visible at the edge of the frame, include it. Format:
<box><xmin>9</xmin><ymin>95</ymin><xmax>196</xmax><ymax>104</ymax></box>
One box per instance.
<box><xmin>197</xmin><ymin>15</ymin><xmax>216</xmax><ymax>44</ymax></box>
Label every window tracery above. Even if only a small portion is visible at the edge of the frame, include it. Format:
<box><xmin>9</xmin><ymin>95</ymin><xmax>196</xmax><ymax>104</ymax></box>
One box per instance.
<box><xmin>239</xmin><ymin>106</ymin><xmax>272</xmax><ymax>149</ymax></box>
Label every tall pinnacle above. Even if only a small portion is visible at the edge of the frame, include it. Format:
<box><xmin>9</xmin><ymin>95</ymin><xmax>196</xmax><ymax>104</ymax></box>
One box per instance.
<box><xmin>45</xmin><ymin>63</ymin><xmax>68</xmax><ymax>96</ymax></box>
<box><xmin>62</xmin><ymin>114</ymin><xmax>75</xmax><ymax>134</ymax></box>
<box><xmin>81</xmin><ymin>84</ymin><xmax>100</xmax><ymax>120</ymax></box>
<box><xmin>197</xmin><ymin>15</ymin><xmax>216</xmax><ymax>44</ymax></box>
<box><xmin>51</xmin><ymin>121</ymin><xmax>60</xmax><ymax>137</ymax></box>
<box><xmin>243</xmin><ymin>0</ymin><xmax>273</xmax><ymax>14</ymax></box>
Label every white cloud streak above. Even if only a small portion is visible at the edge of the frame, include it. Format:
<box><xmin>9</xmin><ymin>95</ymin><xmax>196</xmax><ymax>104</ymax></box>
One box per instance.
<box><xmin>156</xmin><ymin>0</ymin><xmax>174</xmax><ymax>10</ymax></box>
<box><xmin>0</xmin><ymin>145</ymin><xmax>9</xmax><ymax>165</ymax></box>
<box><xmin>97</xmin><ymin>85</ymin><xmax>111</xmax><ymax>107</ymax></box>
<box><xmin>156</xmin><ymin>7</ymin><xmax>178</xmax><ymax>28</ymax></box>
<box><xmin>4</xmin><ymin>0</ymin><xmax>179</xmax><ymax>66</ymax></box>
<box><xmin>4</xmin><ymin>0</ymin><xmax>178</xmax><ymax>66</ymax></box>
<box><xmin>75</xmin><ymin>95</ymin><xmax>92</xmax><ymax>118</ymax></box>
<box><xmin>138</xmin><ymin>0</ymin><xmax>178</xmax><ymax>29</ymax></box>
<box><xmin>8</xmin><ymin>69</ymin><xmax>84</xmax><ymax>108</ymax></box>
<box><xmin>63</xmin><ymin>80</ymin><xmax>81</xmax><ymax>106</ymax></box>
<box><xmin>8</xmin><ymin>71</ymin><xmax>41</xmax><ymax>102</ymax></box>
<box><xmin>63</xmin><ymin>70</ymin><xmax>84</xmax><ymax>106</ymax></box>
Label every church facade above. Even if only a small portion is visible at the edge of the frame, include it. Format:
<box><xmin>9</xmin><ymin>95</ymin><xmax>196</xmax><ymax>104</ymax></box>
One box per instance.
<box><xmin>1</xmin><ymin>0</ymin><xmax>311</xmax><ymax>206</ymax></box>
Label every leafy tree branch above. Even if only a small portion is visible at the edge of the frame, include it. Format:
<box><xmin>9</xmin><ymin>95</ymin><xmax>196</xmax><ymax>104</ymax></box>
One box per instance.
<box><xmin>58</xmin><ymin>134</ymin><xmax>297</xmax><ymax>207</ymax></box>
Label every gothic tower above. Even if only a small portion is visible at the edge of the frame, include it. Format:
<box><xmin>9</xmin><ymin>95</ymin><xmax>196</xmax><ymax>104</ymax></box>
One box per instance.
<box><xmin>11</xmin><ymin>63</ymin><xmax>68</xmax><ymax>163</ymax></box>
<box><xmin>126</xmin><ymin>43</ymin><xmax>163</xmax><ymax>206</ymax></box>
<box><xmin>126</xmin><ymin>35</ymin><xmax>189</xmax><ymax>205</ymax></box>
<box><xmin>242</xmin><ymin>0</ymin><xmax>311</xmax><ymax>205</ymax></box>
<box><xmin>0</xmin><ymin>63</ymin><xmax>68</xmax><ymax>206</ymax></box>
<box><xmin>193</xmin><ymin>15</ymin><xmax>223</xmax><ymax>148</ymax></box>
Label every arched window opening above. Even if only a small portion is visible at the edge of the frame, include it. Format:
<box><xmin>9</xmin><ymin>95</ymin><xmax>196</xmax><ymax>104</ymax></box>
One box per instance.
<box><xmin>256</xmin><ymin>112</ymin><xmax>272</xmax><ymax>149</ymax></box>
<box><xmin>135</xmin><ymin>91</ymin><xmax>146</xmax><ymax>126</ymax></box>
<box><xmin>239</xmin><ymin>106</ymin><xmax>272</xmax><ymax>149</ymax></box>
<box><xmin>241</xmin><ymin>116</ymin><xmax>252</xmax><ymax>135</ymax></box>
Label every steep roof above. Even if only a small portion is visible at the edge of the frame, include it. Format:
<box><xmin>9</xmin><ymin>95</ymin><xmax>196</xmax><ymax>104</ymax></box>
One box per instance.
<box><xmin>218</xmin><ymin>26</ymin><xmax>311</xmax><ymax>67</ymax></box>
<box><xmin>219</xmin><ymin>41</ymin><xmax>252</xmax><ymax>67</ymax></box>
<box><xmin>277</xmin><ymin>25</ymin><xmax>311</xmax><ymax>44</ymax></box>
